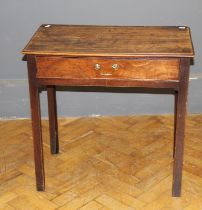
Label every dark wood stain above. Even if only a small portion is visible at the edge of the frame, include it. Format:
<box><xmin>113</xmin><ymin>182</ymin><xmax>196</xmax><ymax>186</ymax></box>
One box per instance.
<box><xmin>36</xmin><ymin>57</ymin><xmax>180</xmax><ymax>81</ymax></box>
<box><xmin>23</xmin><ymin>24</ymin><xmax>194</xmax><ymax>197</ymax></box>
<box><xmin>27</xmin><ymin>55</ymin><xmax>45</xmax><ymax>191</ymax></box>
<box><xmin>47</xmin><ymin>86</ymin><xmax>59</xmax><ymax>154</ymax></box>
<box><xmin>22</xmin><ymin>25</ymin><xmax>194</xmax><ymax>58</ymax></box>
<box><xmin>172</xmin><ymin>58</ymin><xmax>190</xmax><ymax>197</ymax></box>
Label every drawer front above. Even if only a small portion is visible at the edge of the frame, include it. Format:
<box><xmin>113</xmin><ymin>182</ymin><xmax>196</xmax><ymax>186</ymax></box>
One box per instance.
<box><xmin>36</xmin><ymin>57</ymin><xmax>179</xmax><ymax>81</ymax></box>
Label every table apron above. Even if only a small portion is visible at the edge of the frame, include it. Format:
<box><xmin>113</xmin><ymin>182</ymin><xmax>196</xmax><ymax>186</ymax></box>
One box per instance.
<box><xmin>36</xmin><ymin>78</ymin><xmax>179</xmax><ymax>90</ymax></box>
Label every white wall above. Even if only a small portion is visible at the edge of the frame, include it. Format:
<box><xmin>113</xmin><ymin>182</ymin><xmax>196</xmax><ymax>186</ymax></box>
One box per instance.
<box><xmin>0</xmin><ymin>0</ymin><xmax>202</xmax><ymax>118</ymax></box>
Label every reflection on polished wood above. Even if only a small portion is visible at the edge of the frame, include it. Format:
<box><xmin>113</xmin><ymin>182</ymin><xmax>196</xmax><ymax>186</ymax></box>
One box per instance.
<box><xmin>0</xmin><ymin>114</ymin><xmax>202</xmax><ymax>209</ymax></box>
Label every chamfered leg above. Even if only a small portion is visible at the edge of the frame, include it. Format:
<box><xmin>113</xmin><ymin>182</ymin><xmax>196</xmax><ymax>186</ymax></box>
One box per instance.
<box><xmin>172</xmin><ymin>58</ymin><xmax>190</xmax><ymax>197</ymax></box>
<box><xmin>27</xmin><ymin>55</ymin><xmax>45</xmax><ymax>191</ymax></box>
<box><xmin>47</xmin><ymin>86</ymin><xmax>59</xmax><ymax>154</ymax></box>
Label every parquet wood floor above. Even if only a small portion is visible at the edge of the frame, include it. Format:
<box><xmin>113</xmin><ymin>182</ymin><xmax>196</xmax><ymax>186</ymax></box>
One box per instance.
<box><xmin>0</xmin><ymin>115</ymin><xmax>202</xmax><ymax>210</ymax></box>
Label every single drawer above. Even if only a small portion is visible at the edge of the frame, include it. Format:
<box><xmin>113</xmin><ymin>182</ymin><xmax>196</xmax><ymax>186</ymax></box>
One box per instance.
<box><xmin>36</xmin><ymin>57</ymin><xmax>180</xmax><ymax>81</ymax></box>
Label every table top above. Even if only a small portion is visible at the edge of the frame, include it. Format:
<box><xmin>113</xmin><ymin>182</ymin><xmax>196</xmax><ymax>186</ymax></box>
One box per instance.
<box><xmin>22</xmin><ymin>24</ymin><xmax>194</xmax><ymax>58</ymax></box>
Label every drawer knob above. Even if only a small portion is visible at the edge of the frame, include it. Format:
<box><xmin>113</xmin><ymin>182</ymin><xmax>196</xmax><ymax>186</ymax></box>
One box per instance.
<box><xmin>112</xmin><ymin>63</ymin><xmax>119</xmax><ymax>70</ymax></box>
<box><xmin>95</xmin><ymin>64</ymin><xmax>101</xmax><ymax>70</ymax></box>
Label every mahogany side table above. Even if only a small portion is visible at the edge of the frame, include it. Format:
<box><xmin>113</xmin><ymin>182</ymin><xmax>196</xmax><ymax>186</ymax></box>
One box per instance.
<box><xmin>22</xmin><ymin>24</ymin><xmax>194</xmax><ymax>197</ymax></box>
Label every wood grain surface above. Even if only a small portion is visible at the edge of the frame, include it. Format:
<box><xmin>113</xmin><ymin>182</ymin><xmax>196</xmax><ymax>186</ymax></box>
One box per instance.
<box><xmin>36</xmin><ymin>57</ymin><xmax>180</xmax><ymax>81</ymax></box>
<box><xmin>1</xmin><ymin>115</ymin><xmax>202</xmax><ymax>209</ymax></box>
<box><xmin>22</xmin><ymin>24</ymin><xmax>193</xmax><ymax>199</ymax></box>
<box><xmin>22</xmin><ymin>25</ymin><xmax>194</xmax><ymax>57</ymax></box>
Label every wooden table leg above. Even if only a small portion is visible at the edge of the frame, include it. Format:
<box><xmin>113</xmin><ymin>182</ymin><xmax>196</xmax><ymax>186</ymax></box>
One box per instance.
<box><xmin>173</xmin><ymin>91</ymin><xmax>178</xmax><ymax>158</ymax></box>
<box><xmin>27</xmin><ymin>55</ymin><xmax>45</xmax><ymax>191</ymax></box>
<box><xmin>172</xmin><ymin>58</ymin><xmax>190</xmax><ymax>197</ymax></box>
<box><xmin>47</xmin><ymin>86</ymin><xmax>59</xmax><ymax>154</ymax></box>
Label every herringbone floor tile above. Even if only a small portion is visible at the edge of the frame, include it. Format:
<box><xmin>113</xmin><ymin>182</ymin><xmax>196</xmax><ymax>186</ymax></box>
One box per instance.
<box><xmin>0</xmin><ymin>115</ymin><xmax>202</xmax><ymax>209</ymax></box>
